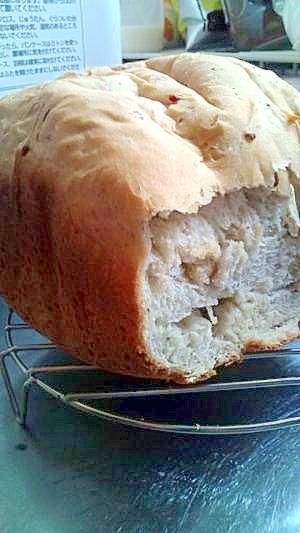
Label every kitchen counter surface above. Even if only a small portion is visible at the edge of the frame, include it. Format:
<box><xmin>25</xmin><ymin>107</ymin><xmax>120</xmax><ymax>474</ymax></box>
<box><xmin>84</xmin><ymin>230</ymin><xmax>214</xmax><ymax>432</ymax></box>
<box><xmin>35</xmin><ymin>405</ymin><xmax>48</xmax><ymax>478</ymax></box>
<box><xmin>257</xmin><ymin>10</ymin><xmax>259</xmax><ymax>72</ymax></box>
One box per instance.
<box><xmin>1</xmin><ymin>296</ymin><xmax>300</xmax><ymax>533</ymax></box>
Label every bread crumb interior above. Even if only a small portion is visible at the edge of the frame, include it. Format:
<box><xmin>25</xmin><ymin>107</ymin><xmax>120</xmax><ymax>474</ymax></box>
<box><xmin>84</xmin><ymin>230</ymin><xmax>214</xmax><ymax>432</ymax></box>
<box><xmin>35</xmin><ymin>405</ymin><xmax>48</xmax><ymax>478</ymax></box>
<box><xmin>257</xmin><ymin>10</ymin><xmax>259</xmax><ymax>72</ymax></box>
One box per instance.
<box><xmin>145</xmin><ymin>188</ymin><xmax>300</xmax><ymax>381</ymax></box>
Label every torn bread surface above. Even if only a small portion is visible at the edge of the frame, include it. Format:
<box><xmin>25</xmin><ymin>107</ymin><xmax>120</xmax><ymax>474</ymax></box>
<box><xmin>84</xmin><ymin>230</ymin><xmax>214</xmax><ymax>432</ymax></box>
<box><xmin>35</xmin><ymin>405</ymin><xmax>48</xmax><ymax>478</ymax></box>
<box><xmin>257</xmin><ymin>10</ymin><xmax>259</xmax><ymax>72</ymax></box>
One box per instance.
<box><xmin>144</xmin><ymin>187</ymin><xmax>300</xmax><ymax>382</ymax></box>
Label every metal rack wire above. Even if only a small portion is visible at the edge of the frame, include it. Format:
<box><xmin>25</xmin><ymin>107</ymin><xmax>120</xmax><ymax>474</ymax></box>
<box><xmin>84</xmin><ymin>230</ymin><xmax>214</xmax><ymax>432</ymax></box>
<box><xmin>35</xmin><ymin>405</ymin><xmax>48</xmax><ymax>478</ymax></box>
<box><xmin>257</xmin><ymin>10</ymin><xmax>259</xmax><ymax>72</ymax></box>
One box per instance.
<box><xmin>1</xmin><ymin>306</ymin><xmax>300</xmax><ymax>435</ymax></box>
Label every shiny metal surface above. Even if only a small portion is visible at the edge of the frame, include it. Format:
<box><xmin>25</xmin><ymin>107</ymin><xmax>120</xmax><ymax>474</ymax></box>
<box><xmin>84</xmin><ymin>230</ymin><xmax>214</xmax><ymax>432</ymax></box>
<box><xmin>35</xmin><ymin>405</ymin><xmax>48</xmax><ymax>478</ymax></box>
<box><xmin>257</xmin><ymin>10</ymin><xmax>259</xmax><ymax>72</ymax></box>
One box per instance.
<box><xmin>1</xmin><ymin>296</ymin><xmax>300</xmax><ymax>532</ymax></box>
<box><xmin>2</xmin><ymin>307</ymin><xmax>300</xmax><ymax>436</ymax></box>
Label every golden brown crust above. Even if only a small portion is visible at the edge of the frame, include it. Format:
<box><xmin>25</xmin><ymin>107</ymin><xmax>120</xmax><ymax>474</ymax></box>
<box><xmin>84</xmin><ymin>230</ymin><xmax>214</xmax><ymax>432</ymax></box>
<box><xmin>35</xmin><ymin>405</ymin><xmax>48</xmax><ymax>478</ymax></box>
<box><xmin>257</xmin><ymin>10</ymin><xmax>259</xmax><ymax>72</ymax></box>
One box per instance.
<box><xmin>0</xmin><ymin>53</ymin><xmax>299</xmax><ymax>384</ymax></box>
<box><xmin>243</xmin><ymin>331</ymin><xmax>300</xmax><ymax>353</ymax></box>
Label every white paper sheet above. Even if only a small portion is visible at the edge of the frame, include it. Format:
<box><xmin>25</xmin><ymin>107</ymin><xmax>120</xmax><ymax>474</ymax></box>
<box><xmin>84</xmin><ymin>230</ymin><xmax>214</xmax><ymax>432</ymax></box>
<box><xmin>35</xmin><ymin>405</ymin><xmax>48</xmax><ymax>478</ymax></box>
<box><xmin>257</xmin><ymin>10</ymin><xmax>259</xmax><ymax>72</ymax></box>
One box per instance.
<box><xmin>0</xmin><ymin>0</ymin><xmax>121</xmax><ymax>96</ymax></box>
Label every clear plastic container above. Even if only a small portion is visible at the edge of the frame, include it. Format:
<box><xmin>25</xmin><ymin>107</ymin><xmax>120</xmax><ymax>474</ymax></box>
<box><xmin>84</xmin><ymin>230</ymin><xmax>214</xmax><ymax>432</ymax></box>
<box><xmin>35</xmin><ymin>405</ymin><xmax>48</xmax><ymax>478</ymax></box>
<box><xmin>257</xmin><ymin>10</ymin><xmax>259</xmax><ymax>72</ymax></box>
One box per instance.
<box><xmin>281</xmin><ymin>0</ymin><xmax>300</xmax><ymax>50</ymax></box>
<box><xmin>222</xmin><ymin>0</ymin><xmax>286</xmax><ymax>50</ymax></box>
<box><xmin>120</xmin><ymin>0</ymin><xmax>164</xmax><ymax>53</ymax></box>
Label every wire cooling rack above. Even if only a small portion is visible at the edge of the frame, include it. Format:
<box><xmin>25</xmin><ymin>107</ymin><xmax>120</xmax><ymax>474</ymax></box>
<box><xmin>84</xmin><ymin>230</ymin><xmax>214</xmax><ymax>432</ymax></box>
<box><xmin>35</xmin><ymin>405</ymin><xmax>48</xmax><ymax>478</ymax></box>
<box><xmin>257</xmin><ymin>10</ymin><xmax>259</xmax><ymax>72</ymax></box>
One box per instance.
<box><xmin>1</xmin><ymin>306</ymin><xmax>300</xmax><ymax>435</ymax></box>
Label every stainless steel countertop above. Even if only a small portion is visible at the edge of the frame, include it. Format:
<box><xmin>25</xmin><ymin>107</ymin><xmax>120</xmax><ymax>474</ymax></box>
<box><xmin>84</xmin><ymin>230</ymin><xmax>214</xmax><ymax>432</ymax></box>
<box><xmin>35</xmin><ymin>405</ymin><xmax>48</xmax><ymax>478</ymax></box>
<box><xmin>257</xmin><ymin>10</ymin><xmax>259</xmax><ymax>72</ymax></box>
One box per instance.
<box><xmin>1</xmin><ymin>296</ymin><xmax>300</xmax><ymax>533</ymax></box>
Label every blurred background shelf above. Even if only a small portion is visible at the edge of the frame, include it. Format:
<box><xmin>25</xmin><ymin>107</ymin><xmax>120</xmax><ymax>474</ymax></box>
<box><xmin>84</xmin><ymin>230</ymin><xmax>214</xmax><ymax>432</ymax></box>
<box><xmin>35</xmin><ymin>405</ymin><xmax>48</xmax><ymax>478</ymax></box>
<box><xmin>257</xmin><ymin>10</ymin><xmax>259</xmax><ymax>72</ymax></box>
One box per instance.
<box><xmin>123</xmin><ymin>49</ymin><xmax>300</xmax><ymax>62</ymax></box>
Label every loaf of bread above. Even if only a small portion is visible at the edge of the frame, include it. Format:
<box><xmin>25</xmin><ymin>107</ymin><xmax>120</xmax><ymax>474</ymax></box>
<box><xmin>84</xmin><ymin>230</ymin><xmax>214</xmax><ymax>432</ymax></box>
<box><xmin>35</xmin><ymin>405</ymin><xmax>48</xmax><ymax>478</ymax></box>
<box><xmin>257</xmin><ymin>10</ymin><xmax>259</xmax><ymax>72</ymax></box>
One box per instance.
<box><xmin>0</xmin><ymin>53</ymin><xmax>299</xmax><ymax>383</ymax></box>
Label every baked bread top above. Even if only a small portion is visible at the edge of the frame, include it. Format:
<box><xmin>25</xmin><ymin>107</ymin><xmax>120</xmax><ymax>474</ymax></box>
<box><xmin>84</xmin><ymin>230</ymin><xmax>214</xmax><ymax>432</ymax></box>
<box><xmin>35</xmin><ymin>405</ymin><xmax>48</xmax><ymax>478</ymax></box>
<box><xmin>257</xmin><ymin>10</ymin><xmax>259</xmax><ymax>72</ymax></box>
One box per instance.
<box><xmin>1</xmin><ymin>53</ymin><xmax>299</xmax><ymax>222</ymax></box>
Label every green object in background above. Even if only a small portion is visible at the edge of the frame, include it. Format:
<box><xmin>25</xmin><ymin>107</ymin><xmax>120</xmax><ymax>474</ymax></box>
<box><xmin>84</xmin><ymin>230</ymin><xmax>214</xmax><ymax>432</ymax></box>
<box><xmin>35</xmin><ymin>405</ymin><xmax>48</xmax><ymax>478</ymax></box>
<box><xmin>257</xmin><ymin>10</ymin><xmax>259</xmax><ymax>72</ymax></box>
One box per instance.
<box><xmin>169</xmin><ymin>0</ymin><xmax>187</xmax><ymax>40</ymax></box>
<box><xmin>202</xmin><ymin>0</ymin><xmax>222</xmax><ymax>11</ymax></box>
